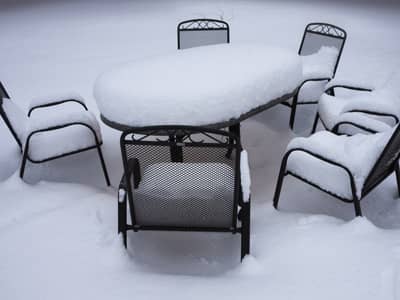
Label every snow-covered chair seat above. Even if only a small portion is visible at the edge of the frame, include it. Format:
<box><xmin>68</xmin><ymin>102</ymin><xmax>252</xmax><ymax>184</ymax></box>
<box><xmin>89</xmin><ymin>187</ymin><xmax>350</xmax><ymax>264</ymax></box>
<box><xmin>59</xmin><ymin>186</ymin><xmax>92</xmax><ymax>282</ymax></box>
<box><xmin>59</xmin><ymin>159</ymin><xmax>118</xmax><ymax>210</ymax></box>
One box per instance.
<box><xmin>177</xmin><ymin>18</ymin><xmax>229</xmax><ymax>50</ymax></box>
<box><xmin>316</xmin><ymin>91</ymin><xmax>399</xmax><ymax>134</ymax></box>
<box><xmin>118</xmin><ymin>126</ymin><xmax>251</xmax><ymax>260</ymax></box>
<box><xmin>283</xmin><ymin>22</ymin><xmax>347</xmax><ymax>130</ymax></box>
<box><xmin>0</xmin><ymin>81</ymin><xmax>109</xmax><ymax>184</ymax></box>
<box><xmin>273</xmin><ymin>126</ymin><xmax>400</xmax><ymax>216</ymax></box>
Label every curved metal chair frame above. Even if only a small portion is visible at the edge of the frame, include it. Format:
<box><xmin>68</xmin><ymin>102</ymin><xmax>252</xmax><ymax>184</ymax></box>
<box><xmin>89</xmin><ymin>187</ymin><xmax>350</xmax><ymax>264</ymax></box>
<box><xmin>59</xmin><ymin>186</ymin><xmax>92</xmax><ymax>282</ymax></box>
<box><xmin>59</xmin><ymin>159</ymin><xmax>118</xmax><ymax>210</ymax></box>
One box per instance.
<box><xmin>311</xmin><ymin>85</ymin><xmax>398</xmax><ymax>135</ymax></box>
<box><xmin>118</xmin><ymin>125</ymin><xmax>250</xmax><ymax>260</ymax></box>
<box><xmin>283</xmin><ymin>22</ymin><xmax>347</xmax><ymax>130</ymax></box>
<box><xmin>0</xmin><ymin>81</ymin><xmax>110</xmax><ymax>185</ymax></box>
<box><xmin>177</xmin><ymin>18</ymin><xmax>230</xmax><ymax>49</ymax></box>
<box><xmin>273</xmin><ymin>125</ymin><xmax>400</xmax><ymax>217</ymax></box>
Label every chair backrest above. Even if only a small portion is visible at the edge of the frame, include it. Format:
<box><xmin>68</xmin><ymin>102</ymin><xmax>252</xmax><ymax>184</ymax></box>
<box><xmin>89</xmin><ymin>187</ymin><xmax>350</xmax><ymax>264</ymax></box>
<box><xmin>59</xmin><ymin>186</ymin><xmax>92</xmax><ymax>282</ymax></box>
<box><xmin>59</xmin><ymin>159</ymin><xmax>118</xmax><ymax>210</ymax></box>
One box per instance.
<box><xmin>120</xmin><ymin>125</ymin><xmax>242</xmax><ymax>229</ymax></box>
<box><xmin>177</xmin><ymin>18</ymin><xmax>230</xmax><ymax>50</ymax></box>
<box><xmin>363</xmin><ymin>125</ymin><xmax>400</xmax><ymax>194</ymax></box>
<box><xmin>298</xmin><ymin>22</ymin><xmax>347</xmax><ymax>76</ymax></box>
<box><xmin>0</xmin><ymin>81</ymin><xmax>26</xmax><ymax>148</ymax></box>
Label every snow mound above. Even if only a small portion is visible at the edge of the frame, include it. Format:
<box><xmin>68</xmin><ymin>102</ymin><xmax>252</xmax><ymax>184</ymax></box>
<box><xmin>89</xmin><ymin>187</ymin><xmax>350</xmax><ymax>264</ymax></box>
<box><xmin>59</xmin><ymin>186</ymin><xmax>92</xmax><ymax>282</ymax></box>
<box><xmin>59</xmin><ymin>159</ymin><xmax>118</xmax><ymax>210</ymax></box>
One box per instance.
<box><xmin>94</xmin><ymin>43</ymin><xmax>303</xmax><ymax>127</ymax></box>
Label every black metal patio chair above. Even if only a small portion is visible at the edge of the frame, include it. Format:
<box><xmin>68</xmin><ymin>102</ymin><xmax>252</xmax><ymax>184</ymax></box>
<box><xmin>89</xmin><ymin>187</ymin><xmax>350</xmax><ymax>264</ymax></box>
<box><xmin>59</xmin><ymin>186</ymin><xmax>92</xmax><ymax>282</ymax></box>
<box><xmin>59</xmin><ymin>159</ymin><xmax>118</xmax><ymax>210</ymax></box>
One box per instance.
<box><xmin>177</xmin><ymin>18</ymin><xmax>229</xmax><ymax>50</ymax></box>
<box><xmin>283</xmin><ymin>22</ymin><xmax>347</xmax><ymax>130</ymax></box>
<box><xmin>0</xmin><ymin>81</ymin><xmax>110</xmax><ymax>185</ymax></box>
<box><xmin>273</xmin><ymin>126</ymin><xmax>400</xmax><ymax>217</ymax></box>
<box><xmin>118</xmin><ymin>125</ymin><xmax>250</xmax><ymax>260</ymax></box>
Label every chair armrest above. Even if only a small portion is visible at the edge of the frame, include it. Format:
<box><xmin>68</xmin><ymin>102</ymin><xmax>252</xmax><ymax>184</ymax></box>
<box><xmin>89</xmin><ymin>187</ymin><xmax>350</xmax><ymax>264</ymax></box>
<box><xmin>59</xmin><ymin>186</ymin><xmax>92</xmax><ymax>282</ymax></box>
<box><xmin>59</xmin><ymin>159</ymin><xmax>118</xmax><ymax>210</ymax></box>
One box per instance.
<box><xmin>27</xmin><ymin>110</ymin><xmax>101</xmax><ymax>138</ymax></box>
<box><xmin>25</xmin><ymin>121</ymin><xmax>101</xmax><ymax>146</ymax></box>
<box><xmin>28</xmin><ymin>93</ymin><xmax>87</xmax><ymax>117</ymax></box>
<box><xmin>299</xmin><ymin>77</ymin><xmax>331</xmax><ymax>89</ymax></box>
<box><xmin>333</xmin><ymin>113</ymin><xmax>393</xmax><ymax>134</ymax></box>
<box><xmin>283</xmin><ymin>147</ymin><xmax>357</xmax><ymax>197</ymax></box>
<box><xmin>119</xmin><ymin>158</ymin><xmax>141</xmax><ymax>190</ymax></box>
<box><xmin>325</xmin><ymin>78</ymin><xmax>374</xmax><ymax>94</ymax></box>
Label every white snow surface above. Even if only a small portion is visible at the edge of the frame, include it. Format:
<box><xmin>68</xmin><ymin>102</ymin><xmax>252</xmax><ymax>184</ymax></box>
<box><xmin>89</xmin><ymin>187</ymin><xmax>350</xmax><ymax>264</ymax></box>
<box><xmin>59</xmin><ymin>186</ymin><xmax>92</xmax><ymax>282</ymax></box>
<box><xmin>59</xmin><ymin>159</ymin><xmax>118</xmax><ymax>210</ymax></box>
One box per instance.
<box><xmin>94</xmin><ymin>43</ymin><xmax>303</xmax><ymax>127</ymax></box>
<box><xmin>1</xmin><ymin>1</ymin><xmax>400</xmax><ymax>300</ymax></box>
<box><xmin>287</xmin><ymin>128</ymin><xmax>394</xmax><ymax>198</ymax></box>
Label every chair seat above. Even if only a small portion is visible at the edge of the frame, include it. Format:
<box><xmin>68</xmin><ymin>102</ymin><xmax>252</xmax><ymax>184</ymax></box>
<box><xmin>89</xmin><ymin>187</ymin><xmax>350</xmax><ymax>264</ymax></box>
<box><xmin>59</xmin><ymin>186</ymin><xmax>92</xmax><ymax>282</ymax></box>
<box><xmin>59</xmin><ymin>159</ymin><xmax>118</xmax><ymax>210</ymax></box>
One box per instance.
<box><xmin>132</xmin><ymin>162</ymin><xmax>234</xmax><ymax>227</ymax></box>
<box><xmin>25</xmin><ymin>110</ymin><xmax>101</xmax><ymax>161</ymax></box>
<box><xmin>286</xmin><ymin>130</ymin><xmax>393</xmax><ymax>199</ymax></box>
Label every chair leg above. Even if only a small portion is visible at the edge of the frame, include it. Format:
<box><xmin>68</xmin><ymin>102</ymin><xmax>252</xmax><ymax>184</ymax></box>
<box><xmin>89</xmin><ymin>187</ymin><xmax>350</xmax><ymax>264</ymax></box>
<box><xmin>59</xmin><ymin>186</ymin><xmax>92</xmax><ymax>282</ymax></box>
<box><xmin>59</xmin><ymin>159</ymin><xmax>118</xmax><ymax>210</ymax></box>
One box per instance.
<box><xmin>226</xmin><ymin>124</ymin><xmax>240</xmax><ymax>159</ymax></box>
<box><xmin>240</xmin><ymin>202</ymin><xmax>250</xmax><ymax>261</ymax></box>
<box><xmin>19</xmin><ymin>150</ymin><xmax>28</xmax><ymax>179</ymax></box>
<box><xmin>395</xmin><ymin>163</ymin><xmax>400</xmax><ymax>198</ymax></box>
<box><xmin>96</xmin><ymin>146</ymin><xmax>110</xmax><ymax>186</ymax></box>
<box><xmin>311</xmin><ymin>112</ymin><xmax>320</xmax><ymax>134</ymax></box>
<box><xmin>118</xmin><ymin>198</ymin><xmax>127</xmax><ymax>248</ymax></box>
<box><xmin>353</xmin><ymin>198</ymin><xmax>362</xmax><ymax>217</ymax></box>
<box><xmin>289</xmin><ymin>93</ymin><xmax>299</xmax><ymax>130</ymax></box>
<box><xmin>273</xmin><ymin>155</ymin><xmax>289</xmax><ymax>209</ymax></box>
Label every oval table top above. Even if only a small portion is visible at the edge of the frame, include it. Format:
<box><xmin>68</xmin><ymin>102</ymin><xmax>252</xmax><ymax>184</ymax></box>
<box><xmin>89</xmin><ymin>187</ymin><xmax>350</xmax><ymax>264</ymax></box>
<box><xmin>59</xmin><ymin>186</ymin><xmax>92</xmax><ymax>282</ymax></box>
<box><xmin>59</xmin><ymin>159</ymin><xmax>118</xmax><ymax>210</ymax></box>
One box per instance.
<box><xmin>94</xmin><ymin>43</ymin><xmax>303</xmax><ymax>131</ymax></box>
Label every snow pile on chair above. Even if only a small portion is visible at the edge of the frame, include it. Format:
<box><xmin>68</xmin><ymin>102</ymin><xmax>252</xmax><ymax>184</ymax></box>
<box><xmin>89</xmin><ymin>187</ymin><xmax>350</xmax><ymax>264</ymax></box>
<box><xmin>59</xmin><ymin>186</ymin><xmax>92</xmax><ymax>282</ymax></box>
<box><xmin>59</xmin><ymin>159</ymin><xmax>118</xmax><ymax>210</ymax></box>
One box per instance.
<box><xmin>286</xmin><ymin>128</ymin><xmax>394</xmax><ymax>198</ymax></box>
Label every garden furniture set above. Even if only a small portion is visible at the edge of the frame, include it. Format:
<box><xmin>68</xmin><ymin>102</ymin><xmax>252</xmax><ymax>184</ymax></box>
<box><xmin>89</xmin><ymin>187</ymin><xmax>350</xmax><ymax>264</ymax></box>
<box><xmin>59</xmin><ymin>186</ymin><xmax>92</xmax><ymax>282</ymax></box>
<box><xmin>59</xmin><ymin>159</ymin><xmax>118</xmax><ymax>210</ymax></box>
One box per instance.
<box><xmin>1</xmin><ymin>19</ymin><xmax>399</xmax><ymax>261</ymax></box>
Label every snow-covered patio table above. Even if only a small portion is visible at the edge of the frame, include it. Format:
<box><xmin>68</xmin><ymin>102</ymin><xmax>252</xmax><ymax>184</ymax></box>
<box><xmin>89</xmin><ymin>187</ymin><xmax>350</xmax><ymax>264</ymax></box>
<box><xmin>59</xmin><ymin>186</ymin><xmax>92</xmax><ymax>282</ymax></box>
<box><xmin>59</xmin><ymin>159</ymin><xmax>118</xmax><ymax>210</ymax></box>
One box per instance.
<box><xmin>94</xmin><ymin>43</ymin><xmax>303</xmax><ymax>130</ymax></box>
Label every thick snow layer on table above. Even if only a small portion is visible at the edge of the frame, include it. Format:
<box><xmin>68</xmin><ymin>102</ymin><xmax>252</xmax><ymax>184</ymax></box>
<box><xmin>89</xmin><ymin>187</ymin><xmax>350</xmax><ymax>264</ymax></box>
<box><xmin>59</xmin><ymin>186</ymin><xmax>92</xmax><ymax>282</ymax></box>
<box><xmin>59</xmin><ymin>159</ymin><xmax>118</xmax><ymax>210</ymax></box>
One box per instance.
<box><xmin>287</xmin><ymin>128</ymin><xmax>394</xmax><ymax>198</ymax></box>
<box><xmin>94</xmin><ymin>44</ymin><xmax>302</xmax><ymax>127</ymax></box>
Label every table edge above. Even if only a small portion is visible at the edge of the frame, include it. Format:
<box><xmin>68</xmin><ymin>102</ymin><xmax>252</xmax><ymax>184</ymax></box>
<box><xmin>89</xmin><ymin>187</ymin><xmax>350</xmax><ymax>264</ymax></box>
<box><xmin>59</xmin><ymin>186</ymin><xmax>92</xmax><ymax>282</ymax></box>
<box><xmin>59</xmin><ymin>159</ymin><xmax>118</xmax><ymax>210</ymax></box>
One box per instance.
<box><xmin>100</xmin><ymin>88</ymin><xmax>297</xmax><ymax>132</ymax></box>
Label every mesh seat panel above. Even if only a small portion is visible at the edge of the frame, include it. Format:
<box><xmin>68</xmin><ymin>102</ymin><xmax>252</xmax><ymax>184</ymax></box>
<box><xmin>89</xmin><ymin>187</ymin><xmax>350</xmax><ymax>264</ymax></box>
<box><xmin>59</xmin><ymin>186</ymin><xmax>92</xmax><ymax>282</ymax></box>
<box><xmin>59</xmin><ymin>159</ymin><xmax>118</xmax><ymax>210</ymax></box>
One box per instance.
<box><xmin>133</xmin><ymin>162</ymin><xmax>234</xmax><ymax>227</ymax></box>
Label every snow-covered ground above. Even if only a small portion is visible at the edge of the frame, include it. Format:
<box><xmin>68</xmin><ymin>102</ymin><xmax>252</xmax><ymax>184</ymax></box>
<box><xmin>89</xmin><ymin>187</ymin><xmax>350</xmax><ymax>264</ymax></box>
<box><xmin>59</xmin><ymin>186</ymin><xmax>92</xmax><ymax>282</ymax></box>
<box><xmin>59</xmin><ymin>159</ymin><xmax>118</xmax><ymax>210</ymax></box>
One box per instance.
<box><xmin>1</xmin><ymin>0</ymin><xmax>400</xmax><ymax>299</ymax></box>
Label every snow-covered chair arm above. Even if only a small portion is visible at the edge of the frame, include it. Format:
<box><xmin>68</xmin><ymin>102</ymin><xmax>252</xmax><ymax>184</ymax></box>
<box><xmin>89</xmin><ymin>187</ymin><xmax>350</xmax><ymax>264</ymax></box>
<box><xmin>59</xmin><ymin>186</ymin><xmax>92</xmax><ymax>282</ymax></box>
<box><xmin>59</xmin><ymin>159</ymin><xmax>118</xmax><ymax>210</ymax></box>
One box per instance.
<box><xmin>27</xmin><ymin>111</ymin><xmax>100</xmax><ymax>136</ymax></box>
<box><xmin>23</xmin><ymin>110</ymin><xmax>102</xmax><ymax>156</ymax></box>
<box><xmin>333</xmin><ymin>112</ymin><xmax>393</xmax><ymax>134</ymax></box>
<box><xmin>325</xmin><ymin>78</ymin><xmax>374</xmax><ymax>94</ymax></box>
<box><xmin>240</xmin><ymin>150</ymin><xmax>251</xmax><ymax>203</ymax></box>
<box><xmin>27</xmin><ymin>92</ymin><xmax>87</xmax><ymax>117</ymax></box>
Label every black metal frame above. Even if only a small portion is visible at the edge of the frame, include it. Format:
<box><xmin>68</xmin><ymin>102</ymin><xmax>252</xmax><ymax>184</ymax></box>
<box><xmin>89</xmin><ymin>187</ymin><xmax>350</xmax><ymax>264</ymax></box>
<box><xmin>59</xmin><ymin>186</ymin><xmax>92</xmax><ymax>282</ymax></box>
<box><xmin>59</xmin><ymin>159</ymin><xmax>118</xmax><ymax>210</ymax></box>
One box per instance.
<box><xmin>273</xmin><ymin>125</ymin><xmax>400</xmax><ymax>217</ymax></box>
<box><xmin>282</xmin><ymin>22</ymin><xmax>347</xmax><ymax>130</ymax></box>
<box><xmin>311</xmin><ymin>85</ymin><xmax>398</xmax><ymax>135</ymax></box>
<box><xmin>118</xmin><ymin>125</ymin><xmax>250</xmax><ymax>260</ymax></box>
<box><xmin>177</xmin><ymin>18</ymin><xmax>230</xmax><ymax>49</ymax></box>
<box><xmin>0</xmin><ymin>81</ymin><xmax>110</xmax><ymax>185</ymax></box>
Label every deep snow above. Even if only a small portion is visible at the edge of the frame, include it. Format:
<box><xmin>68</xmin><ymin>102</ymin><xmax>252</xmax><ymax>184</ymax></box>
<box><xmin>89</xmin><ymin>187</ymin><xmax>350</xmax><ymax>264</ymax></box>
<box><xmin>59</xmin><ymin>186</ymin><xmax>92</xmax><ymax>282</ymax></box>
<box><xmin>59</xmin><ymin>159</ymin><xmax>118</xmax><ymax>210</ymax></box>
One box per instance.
<box><xmin>1</xmin><ymin>0</ymin><xmax>400</xmax><ymax>299</ymax></box>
